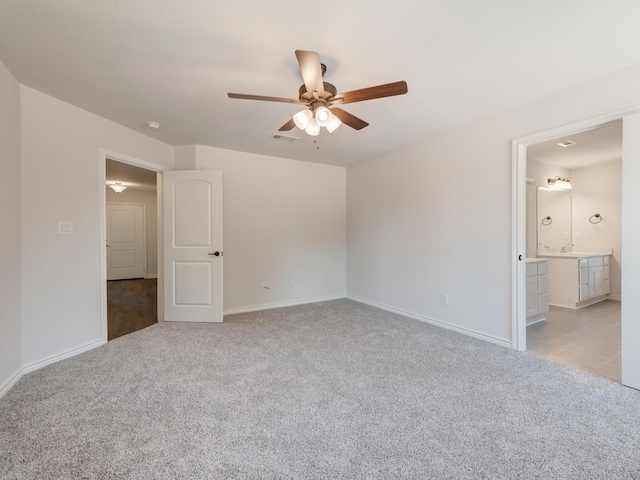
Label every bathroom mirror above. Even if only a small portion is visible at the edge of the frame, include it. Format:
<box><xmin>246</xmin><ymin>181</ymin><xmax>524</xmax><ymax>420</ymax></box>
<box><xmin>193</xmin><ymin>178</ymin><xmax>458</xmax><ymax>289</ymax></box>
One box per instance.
<box><xmin>537</xmin><ymin>188</ymin><xmax>572</xmax><ymax>250</ymax></box>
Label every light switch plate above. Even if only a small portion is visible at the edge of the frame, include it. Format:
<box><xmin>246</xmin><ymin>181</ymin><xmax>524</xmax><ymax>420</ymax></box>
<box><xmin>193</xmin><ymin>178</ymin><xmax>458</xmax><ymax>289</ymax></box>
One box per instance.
<box><xmin>58</xmin><ymin>221</ymin><xmax>73</xmax><ymax>235</ymax></box>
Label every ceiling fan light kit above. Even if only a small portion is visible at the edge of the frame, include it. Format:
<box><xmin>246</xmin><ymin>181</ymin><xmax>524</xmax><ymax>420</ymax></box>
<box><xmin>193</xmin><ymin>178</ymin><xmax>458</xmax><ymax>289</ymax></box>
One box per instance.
<box><xmin>314</xmin><ymin>106</ymin><xmax>333</xmax><ymax>127</ymax></box>
<box><xmin>305</xmin><ymin>118</ymin><xmax>321</xmax><ymax>136</ymax></box>
<box><xmin>293</xmin><ymin>109</ymin><xmax>313</xmax><ymax>130</ymax></box>
<box><xmin>228</xmin><ymin>50</ymin><xmax>408</xmax><ymax>137</ymax></box>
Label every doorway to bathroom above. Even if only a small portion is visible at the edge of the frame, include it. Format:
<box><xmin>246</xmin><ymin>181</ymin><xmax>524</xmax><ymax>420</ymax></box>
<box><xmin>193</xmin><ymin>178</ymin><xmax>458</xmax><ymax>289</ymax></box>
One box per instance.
<box><xmin>524</xmin><ymin>123</ymin><xmax>622</xmax><ymax>382</ymax></box>
<box><xmin>513</xmin><ymin>107</ymin><xmax>640</xmax><ymax>391</ymax></box>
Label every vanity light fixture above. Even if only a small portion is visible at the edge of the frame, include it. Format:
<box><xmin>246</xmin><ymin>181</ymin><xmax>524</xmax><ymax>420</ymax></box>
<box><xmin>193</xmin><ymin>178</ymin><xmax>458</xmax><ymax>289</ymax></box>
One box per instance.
<box><xmin>547</xmin><ymin>176</ymin><xmax>572</xmax><ymax>190</ymax></box>
<box><xmin>109</xmin><ymin>182</ymin><xmax>127</xmax><ymax>194</ymax></box>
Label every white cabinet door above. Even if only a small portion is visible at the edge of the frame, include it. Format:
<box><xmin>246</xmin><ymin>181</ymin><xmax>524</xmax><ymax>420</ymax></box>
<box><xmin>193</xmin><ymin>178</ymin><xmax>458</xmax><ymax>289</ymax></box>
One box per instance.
<box><xmin>163</xmin><ymin>170</ymin><xmax>223</xmax><ymax>323</ymax></box>
<box><xmin>589</xmin><ymin>266</ymin><xmax>604</xmax><ymax>298</ymax></box>
<box><xmin>526</xmin><ymin>275</ymin><xmax>538</xmax><ymax>317</ymax></box>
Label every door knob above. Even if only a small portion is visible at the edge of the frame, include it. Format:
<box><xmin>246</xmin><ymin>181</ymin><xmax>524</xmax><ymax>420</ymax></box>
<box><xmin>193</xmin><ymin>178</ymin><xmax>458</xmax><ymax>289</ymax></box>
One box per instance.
<box><xmin>208</xmin><ymin>251</ymin><xmax>221</xmax><ymax>256</ymax></box>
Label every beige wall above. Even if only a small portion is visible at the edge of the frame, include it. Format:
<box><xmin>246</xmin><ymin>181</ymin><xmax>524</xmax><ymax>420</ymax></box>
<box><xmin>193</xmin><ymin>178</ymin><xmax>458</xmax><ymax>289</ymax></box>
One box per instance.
<box><xmin>106</xmin><ymin>188</ymin><xmax>158</xmax><ymax>277</ymax></box>
<box><xmin>0</xmin><ymin>59</ymin><xmax>22</xmax><ymax>394</ymax></box>
<box><xmin>189</xmin><ymin>145</ymin><xmax>347</xmax><ymax>312</ymax></box>
<box><xmin>348</xmin><ymin>62</ymin><xmax>640</xmax><ymax>345</ymax></box>
<box><xmin>20</xmin><ymin>85</ymin><xmax>174</xmax><ymax>369</ymax></box>
<box><xmin>571</xmin><ymin>161</ymin><xmax>622</xmax><ymax>299</ymax></box>
<box><xmin>527</xmin><ymin>159</ymin><xmax>622</xmax><ymax>300</ymax></box>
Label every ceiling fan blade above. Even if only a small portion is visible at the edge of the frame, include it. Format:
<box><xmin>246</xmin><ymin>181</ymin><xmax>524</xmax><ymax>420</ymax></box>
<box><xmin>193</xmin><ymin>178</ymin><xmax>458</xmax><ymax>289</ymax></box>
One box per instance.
<box><xmin>295</xmin><ymin>50</ymin><xmax>325</xmax><ymax>97</ymax></box>
<box><xmin>228</xmin><ymin>93</ymin><xmax>305</xmax><ymax>105</ymax></box>
<box><xmin>278</xmin><ymin>118</ymin><xmax>296</xmax><ymax>131</ymax></box>
<box><xmin>333</xmin><ymin>81</ymin><xmax>408</xmax><ymax>105</ymax></box>
<box><xmin>331</xmin><ymin>108</ymin><xmax>369</xmax><ymax>130</ymax></box>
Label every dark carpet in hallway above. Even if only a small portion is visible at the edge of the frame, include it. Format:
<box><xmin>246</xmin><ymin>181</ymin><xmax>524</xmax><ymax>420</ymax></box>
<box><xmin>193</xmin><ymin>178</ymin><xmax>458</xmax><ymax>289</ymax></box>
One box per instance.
<box><xmin>107</xmin><ymin>278</ymin><xmax>157</xmax><ymax>340</ymax></box>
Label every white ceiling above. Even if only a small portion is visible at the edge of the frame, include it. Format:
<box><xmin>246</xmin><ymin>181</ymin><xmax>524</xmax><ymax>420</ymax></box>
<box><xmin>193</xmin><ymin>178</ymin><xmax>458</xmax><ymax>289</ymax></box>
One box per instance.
<box><xmin>2</xmin><ymin>1</ymin><xmax>640</xmax><ymax>168</ymax></box>
<box><xmin>527</xmin><ymin>122</ymin><xmax>623</xmax><ymax>170</ymax></box>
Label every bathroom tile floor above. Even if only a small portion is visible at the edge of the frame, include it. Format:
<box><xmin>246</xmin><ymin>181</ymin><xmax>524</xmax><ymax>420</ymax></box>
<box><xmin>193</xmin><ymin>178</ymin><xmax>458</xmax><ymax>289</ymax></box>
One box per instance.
<box><xmin>526</xmin><ymin>300</ymin><xmax>621</xmax><ymax>383</ymax></box>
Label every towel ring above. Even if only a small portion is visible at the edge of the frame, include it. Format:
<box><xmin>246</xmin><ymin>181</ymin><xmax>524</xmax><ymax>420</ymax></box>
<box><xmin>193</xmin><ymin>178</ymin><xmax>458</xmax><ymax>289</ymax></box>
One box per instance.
<box><xmin>589</xmin><ymin>213</ymin><xmax>602</xmax><ymax>224</ymax></box>
<box><xmin>541</xmin><ymin>216</ymin><xmax>552</xmax><ymax>226</ymax></box>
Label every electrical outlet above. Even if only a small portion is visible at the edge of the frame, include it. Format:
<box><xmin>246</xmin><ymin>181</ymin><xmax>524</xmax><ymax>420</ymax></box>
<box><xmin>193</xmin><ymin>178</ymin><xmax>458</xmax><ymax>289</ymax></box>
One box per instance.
<box><xmin>441</xmin><ymin>293</ymin><xmax>449</xmax><ymax>305</ymax></box>
<box><xmin>575</xmin><ymin>232</ymin><xmax>581</xmax><ymax>239</ymax></box>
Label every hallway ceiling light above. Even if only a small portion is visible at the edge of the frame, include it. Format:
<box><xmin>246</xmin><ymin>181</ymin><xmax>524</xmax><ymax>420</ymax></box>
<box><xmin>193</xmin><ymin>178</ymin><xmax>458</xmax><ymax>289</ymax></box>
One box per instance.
<box><xmin>109</xmin><ymin>182</ymin><xmax>127</xmax><ymax>193</ymax></box>
<box><xmin>557</xmin><ymin>140</ymin><xmax>577</xmax><ymax>147</ymax></box>
<box><xmin>547</xmin><ymin>176</ymin><xmax>572</xmax><ymax>190</ymax></box>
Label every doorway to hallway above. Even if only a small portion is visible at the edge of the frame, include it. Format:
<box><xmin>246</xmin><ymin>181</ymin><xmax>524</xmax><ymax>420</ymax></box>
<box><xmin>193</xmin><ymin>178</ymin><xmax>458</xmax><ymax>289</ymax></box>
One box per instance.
<box><xmin>105</xmin><ymin>157</ymin><xmax>159</xmax><ymax>340</ymax></box>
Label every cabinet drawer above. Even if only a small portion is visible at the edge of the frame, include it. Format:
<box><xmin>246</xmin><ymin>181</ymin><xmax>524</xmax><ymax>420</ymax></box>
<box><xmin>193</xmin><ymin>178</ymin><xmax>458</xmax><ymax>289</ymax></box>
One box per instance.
<box><xmin>538</xmin><ymin>274</ymin><xmax>548</xmax><ymax>295</ymax></box>
<box><xmin>537</xmin><ymin>262</ymin><xmax>548</xmax><ymax>275</ymax></box>
<box><xmin>579</xmin><ymin>268</ymin><xmax>588</xmax><ymax>285</ymax></box>
<box><xmin>526</xmin><ymin>264</ymin><xmax>538</xmax><ymax>277</ymax></box>
<box><xmin>588</xmin><ymin>256</ymin><xmax>603</xmax><ymax>267</ymax></box>
<box><xmin>579</xmin><ymin>258</ymin><xmax>589</xmax><ymax>269</ymax></box>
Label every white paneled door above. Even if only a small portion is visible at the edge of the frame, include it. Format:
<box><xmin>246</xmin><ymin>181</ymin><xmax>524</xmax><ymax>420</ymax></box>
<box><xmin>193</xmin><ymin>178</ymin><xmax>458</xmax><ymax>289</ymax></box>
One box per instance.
<box><xmin>622</xmin><ymin>112</ymin><xmax>640</xmax><ymax>391</ymax></box>
<box><xmin>106</xmin><ymin>203</ymin><xmax>145</xmax><ymax>280</ymax></box>
<box><xmin>163</xmin><ymin>170</ymin><xmax>223</xmax><ymax>323</ymax></box>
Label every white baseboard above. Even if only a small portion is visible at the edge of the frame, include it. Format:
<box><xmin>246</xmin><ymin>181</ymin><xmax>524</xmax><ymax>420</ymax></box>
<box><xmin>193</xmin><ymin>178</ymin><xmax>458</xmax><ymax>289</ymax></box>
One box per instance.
<box><xmin>145</xmin><ymin>274</ymin><xmax>158</xmax><ymax>279</ymax></box>
<box><xmin>224</xmin><ymin>294</ymin><xmax>346</xmax><ymax>316</ymax></box>
<box><xmin>0</xmin><ymin>367</ymin><xmax>23</xmax><ymax>399</ymax></box>
<box><xmin>609</xmin><ymin>294</ymin><xmax>621</xmax><ymax>302</ymax></box>
<box><xmin>348</xmin><ymin>294</ymin><xmax>512</xmax><ymax>349</ymax></box>
<box><xmin>23</xmin><ymin>339</ymin><xmax>105</xmax><ymax>374</ymax></box>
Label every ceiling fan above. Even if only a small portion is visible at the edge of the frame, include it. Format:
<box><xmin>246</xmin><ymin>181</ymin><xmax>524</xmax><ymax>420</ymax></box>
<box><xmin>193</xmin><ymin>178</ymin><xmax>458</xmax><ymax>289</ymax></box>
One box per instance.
<box><xmin>227</xmin><ymin>50</ymin><xmax>408</xmax><ymax>136</ymax></box>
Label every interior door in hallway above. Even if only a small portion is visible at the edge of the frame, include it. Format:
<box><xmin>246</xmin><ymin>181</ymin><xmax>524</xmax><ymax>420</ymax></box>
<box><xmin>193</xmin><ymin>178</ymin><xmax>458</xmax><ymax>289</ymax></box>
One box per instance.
<box><xmin>106</xmin><ymin>203</ymin><xmax>146</xmax><ymax>280</ymax></box>
<box><xmin>163</xmin><ymin>170</ymin><xmax>223</xmax><ymax>323</ymax></box>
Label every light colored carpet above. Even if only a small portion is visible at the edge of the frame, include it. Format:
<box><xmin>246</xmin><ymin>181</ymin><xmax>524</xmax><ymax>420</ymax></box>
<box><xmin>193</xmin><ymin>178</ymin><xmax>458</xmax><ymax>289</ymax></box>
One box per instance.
<box><xmin>1</xmin><ymin>299</ymin><xmax>639</xmax><ymax>479</ymax></box>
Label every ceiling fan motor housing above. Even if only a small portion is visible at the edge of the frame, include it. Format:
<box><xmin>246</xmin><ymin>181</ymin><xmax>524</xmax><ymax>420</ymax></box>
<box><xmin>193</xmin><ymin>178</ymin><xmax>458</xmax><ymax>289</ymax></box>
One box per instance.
<box><xmin>298</xmin><ymin>82</ymin><xmax>337</xmax><ymax>105</ymax></box>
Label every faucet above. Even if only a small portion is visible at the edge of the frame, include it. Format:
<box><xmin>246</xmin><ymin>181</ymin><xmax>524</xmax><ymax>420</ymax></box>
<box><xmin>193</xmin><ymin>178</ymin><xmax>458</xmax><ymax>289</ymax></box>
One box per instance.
<box><xmin>560</xmin><ymin>243</ymin><xmax>574</xmax><ymax>253</ymax></box>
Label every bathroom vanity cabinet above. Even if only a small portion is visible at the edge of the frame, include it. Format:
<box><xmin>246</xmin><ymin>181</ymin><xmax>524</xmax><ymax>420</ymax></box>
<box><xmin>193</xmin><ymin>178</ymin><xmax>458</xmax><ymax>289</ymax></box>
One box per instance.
<box><xmin>526</xmin><ymin>259</ymin><xmax>549</xmax><ymax>325</ymax></box>
<box><xmin>539</xmin><ymin>254</ymin><xmax>610</xmax><ymax>309</ymax></box>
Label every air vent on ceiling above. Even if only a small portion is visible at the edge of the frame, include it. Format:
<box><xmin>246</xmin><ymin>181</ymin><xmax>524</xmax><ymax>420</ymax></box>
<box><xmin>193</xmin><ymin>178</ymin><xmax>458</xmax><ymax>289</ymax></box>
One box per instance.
<box><xmin>270</xmin><ymin>133</ymin><xmax>299</xmax><ymax>143</ymax></box>
<box><xmin>557</xmin><ymin>140</ymin><xmax>577</xmax><ymax>148</ymax></box>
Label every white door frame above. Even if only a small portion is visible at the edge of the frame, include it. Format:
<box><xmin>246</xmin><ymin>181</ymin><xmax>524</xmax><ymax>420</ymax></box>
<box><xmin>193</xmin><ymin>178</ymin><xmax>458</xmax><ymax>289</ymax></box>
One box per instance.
<box><xmin>100</xmin><ymin>148</ymin><xmax>167</xmax><ymax>344</ymax></box>
<box><xmin>511</xmin><ymin>106</ymin><xmax>638</xmax><ymax>352</ymax></box>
